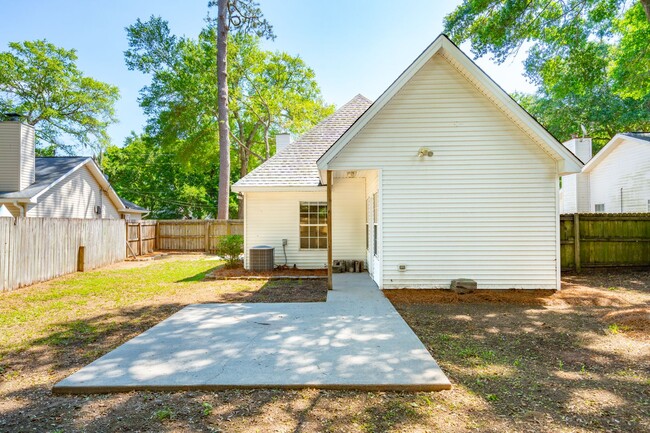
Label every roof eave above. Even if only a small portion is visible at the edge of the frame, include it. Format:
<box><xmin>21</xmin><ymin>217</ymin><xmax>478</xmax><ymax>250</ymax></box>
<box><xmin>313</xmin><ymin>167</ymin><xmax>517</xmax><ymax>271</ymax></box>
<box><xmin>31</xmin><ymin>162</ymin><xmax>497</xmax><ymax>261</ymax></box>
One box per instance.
<box><xmin>232</xmin><ymin>185</ymin><xmax>325</xmax><ymax>193</ymax></box>
<box><xmin>583</xmin><ymin>134</ymin><xmax>648</xmax><ymax>173</ymax></box>
<box><xmin>317</xmin><ymin>34</ymin><xmax>584</xmax><ymax>174</ymax></box>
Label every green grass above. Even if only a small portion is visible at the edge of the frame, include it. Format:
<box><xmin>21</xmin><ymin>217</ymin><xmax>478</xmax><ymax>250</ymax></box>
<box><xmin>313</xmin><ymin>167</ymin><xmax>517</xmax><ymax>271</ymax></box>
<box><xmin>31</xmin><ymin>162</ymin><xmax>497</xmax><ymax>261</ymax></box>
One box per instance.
<box><xmin>0</xmin><ymin>258</ymin><xmax>222</xmax><ymax>354</ymax></box>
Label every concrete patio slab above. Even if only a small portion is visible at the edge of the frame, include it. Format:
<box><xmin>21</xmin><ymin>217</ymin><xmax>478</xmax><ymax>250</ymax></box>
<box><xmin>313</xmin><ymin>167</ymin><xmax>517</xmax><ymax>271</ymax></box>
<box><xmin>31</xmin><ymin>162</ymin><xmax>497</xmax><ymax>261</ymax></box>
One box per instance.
<box><xmin>54</xmin><ymin>273</ymin><xmax>451</xmax><ymax>393</ymax></box>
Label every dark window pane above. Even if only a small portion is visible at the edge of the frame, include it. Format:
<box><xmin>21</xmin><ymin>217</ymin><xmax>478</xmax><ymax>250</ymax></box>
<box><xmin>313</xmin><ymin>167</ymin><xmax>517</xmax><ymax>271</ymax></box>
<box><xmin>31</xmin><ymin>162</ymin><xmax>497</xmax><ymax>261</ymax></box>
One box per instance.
<box><xmin>319</xmin><ymin>237</ymin><xmax>328</xmax><ymax>249</ymax></box>
<box><xmin>300</xmin><ymin>226</ymin><xmax>309</xmax><ymax>238</ymax></box>
<box><xmin>373</xmin><ymin>225</ymin><xmax>378</xmax><ymax>256</ymax></box>
<box><xmin>300</xmin><ymin>204</ymin><xmax>309</xmax><ymax>213</ymax></box>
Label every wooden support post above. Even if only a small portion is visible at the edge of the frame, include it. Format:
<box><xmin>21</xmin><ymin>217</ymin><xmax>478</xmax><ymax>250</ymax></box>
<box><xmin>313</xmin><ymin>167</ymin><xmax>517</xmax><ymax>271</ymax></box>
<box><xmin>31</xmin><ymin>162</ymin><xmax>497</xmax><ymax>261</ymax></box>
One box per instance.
<box><xmin>574</xmin><ymin>213</ymin><xmax>581</xmax><ymax>272</ymax></box>
<box><xmin>327</xmin><ymin>170</ymin><xmax>333</xmax><ymax>290</ymax></box>
<box><xmin>77</xmin><ymin>246</ymin><xmax>85</xmax><ymax>272</ymax></box>
<box><xmin>205</xmin><ymin>221</ymin><xmax>211</xmax><ymax>253</ymax></box>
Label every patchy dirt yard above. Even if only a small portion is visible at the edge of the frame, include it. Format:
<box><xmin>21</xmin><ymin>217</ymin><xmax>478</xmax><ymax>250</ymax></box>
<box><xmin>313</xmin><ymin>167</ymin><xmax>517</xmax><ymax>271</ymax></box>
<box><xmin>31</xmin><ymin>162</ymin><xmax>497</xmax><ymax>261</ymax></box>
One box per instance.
<box><xmin>0</xmin><ymin>259</ymin><xmax>648</xmax><ymax>433</ymax></box>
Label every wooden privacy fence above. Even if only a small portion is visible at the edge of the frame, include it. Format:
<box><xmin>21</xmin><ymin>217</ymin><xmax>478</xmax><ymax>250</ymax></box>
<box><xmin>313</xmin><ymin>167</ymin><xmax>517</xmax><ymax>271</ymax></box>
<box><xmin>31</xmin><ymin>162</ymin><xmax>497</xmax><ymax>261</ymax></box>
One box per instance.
<box><xmin>0</xmin><ymin>218</ymin><xmax>126</xmax><ymax>291</ymax></box>
<box><xmin>157</xmin><ymin>219</ymin><xmax>243</xmax><ymax>252</ymax></box>
<box><xmin>126</xmin><ymin>220</ymin><xmax>157</xmax><ymax>257</ymax></box>
<box><xmin>560</xmin><ymin>213</ymin><xmax>650</xmax><ymax>271</ymax></box>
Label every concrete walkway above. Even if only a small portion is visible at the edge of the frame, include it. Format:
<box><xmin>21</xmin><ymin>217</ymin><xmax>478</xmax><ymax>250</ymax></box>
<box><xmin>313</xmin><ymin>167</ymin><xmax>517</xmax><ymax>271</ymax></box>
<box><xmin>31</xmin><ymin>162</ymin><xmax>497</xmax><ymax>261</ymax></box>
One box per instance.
<box><xmin>54</xmin><ymin>273</ymin><xmax>451</xmax><ymax>393</ymax></box>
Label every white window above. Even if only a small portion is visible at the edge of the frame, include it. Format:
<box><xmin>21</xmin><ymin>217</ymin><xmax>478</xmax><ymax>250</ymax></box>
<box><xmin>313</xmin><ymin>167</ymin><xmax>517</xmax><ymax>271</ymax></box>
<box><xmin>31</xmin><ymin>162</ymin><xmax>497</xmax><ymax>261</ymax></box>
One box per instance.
<box><xmin>595</xmin><ymin>203</ymin><xmax>605</xmax><ymax>213</ymax></box>
<box><xmin>299</xmin><ymin>202</ymin><xmax>327</xmax><ymax>249</ymax></box>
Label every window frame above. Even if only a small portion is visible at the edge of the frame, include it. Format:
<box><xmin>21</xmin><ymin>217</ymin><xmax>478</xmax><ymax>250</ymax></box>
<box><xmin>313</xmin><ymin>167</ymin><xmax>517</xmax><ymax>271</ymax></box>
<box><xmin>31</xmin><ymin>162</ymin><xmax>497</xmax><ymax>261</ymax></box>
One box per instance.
<box><xmin>595</xmin><ymin>203</ymin><xmax>605</xmax><ymax>213</ymax></box>
<box><xmin>299</xmin><ymin>201</ymin><xmax>328</xmax><ymax>250</ymax></box>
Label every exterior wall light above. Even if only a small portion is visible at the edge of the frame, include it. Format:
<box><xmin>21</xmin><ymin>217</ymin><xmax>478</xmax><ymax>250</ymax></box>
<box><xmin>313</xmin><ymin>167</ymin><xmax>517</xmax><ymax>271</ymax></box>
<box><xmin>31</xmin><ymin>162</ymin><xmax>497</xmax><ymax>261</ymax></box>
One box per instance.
<box><xmin>418</xmin><ymin>147</ymin><xmax>433</xmax><ymax>157</ymax></box>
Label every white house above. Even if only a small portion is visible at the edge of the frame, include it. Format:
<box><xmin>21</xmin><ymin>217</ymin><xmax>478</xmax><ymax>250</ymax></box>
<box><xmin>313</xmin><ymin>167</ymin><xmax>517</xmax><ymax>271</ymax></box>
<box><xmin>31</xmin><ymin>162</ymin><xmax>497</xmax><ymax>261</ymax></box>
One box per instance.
<box><xmin>232</xmin><ymin>34</ymin><xmax>583</xmax><ymax>290</ymax></box>
<box><xmin>0</xmin><ymin>116</ymin><xmax>148</xmax><ymax>219</ymax></box>
<box><xmin>560</xmin><ymin>133</ymin><xmax>650</xmax><ymax>213</ymax></box>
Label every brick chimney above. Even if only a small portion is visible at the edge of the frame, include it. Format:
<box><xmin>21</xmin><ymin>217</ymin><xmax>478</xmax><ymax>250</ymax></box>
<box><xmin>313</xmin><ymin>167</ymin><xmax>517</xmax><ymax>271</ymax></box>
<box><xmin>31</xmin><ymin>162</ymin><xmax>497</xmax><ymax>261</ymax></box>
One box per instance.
<box><xmin>0</xmin><ymin>114</ymin><xmax>35</xmax><ymax>192</ymax></box>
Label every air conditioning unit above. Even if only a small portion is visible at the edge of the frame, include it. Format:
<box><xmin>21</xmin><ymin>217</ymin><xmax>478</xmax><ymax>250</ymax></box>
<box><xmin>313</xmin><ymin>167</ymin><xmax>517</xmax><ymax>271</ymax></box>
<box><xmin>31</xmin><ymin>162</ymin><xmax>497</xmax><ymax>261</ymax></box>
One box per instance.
<box><xmin>249</xmin><ymin>245</ymin><xmax>274</xmax><ymax>272</ymax></box>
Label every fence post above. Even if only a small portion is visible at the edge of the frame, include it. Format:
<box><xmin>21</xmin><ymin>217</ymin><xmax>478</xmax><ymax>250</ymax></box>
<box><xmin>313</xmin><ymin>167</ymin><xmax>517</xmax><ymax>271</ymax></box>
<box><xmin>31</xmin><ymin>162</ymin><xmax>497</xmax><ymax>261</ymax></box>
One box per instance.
<box><xmin>155</xmin><ymin>221</ymin><xmax>160</xmax><ymax>251</ymax></box>
<box><xmin>77</xmin><ymin>246</ymin><xmax>85</xmax><ymax>272</ymax></box>
<box><xmin>205</xmin><ymin>221</ymin><xmax>211</xmax><ymax>253</ymax></box>
<box><xmin>137</xmin><ymin>222</ymin><xmax>143</xmax><ymax>255</ymax></box>
<box><xmin>573</xmin><ymin>213</ymin><xmax>581</xmax><ymax>272</ymax></box>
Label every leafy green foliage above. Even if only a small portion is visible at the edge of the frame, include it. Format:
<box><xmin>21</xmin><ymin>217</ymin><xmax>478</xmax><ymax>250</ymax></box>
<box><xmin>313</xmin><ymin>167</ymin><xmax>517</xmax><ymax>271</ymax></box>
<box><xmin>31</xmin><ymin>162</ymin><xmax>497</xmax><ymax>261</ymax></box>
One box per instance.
<box><xmin>105</xmin><ymin>17</ymin><xmax>332</xmax><ymax>218</ymax></box>
<box><xmin>103</xmin><ymin>134</ymin><xmax>217</xmax><ymax>218</ymax></box>
<box><xmin>0</xmin><ymin>40</ymin><xmax>119</xmax><ymax>154</ymax></box>
<box><xmin>444</xmin><ymin>1</ymin><xmax>650</xmax><ymax>149</ymax></box>
<box><xmin>216</xmin><ymin>234</ymin><xmax>244</xmax><ymax>267</ymax></box>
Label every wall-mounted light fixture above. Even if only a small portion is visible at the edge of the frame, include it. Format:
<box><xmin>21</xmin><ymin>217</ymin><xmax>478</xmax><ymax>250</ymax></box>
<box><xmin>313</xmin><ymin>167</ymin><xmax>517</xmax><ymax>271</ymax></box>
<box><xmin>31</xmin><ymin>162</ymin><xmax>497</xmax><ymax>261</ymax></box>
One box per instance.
<box><xmin>417</xmin><ymin>147</ymin><xmax>433</xmax><ymax>158</ymax></box>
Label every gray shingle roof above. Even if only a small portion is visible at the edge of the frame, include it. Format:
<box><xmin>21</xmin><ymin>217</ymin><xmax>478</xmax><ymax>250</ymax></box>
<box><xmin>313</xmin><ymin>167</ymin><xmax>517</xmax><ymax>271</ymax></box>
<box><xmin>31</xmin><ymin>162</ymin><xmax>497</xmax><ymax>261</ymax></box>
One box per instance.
<box><xmin>233</xmin><ymin>94</ymin><xmax>372</xmax><ymax>189</ymax></box>
<box><xmin>120</xmin><ymin>197</ymin><xmax>148</xmax><ymax>212</ymax></box>
<box><xmin>0</xmin><ymin>157</ymin><xmax>90</xmax><ymax>199</ymax></box>
<box><xmin>622</xmin><ymin>132</ymin><xmax>650</xmax><ymax>142</ymax></box>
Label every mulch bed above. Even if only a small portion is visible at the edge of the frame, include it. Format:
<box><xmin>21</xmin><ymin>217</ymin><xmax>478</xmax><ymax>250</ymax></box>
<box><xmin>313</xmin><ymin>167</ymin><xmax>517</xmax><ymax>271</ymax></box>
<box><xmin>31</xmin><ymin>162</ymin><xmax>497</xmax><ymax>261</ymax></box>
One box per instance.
<box><xmin>206</xmin><ymin>264</ymin><xmax>327</xmax><ymax>280</ymax></box>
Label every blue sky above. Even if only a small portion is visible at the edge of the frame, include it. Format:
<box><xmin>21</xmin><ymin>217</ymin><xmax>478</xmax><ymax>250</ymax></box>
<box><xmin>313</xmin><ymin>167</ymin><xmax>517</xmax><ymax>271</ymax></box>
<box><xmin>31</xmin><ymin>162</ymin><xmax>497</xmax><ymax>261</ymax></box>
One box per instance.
<box><xmin>0</xmin><ymin>0</ymin><xmax>534</xmax><ymax>154</ymax></box>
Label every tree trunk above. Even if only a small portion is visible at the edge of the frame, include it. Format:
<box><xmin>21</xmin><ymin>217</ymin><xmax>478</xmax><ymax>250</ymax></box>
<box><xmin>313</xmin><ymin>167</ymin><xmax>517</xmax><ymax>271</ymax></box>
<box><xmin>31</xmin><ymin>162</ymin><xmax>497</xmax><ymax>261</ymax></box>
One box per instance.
<box><xmin>642</xmin><ymin>0</ymin><xmax>650</xmax><ymax>21</ymax></box>
<box><xmin>264</xmin><ymin>126</ymin><xmax>270</xmax><ymax>160</ymax></box>
<box><xmin>237</xmin><ymin>145</ymin><xmax>250</xmax><ymax>219</ymax></box>
<box><xmin>216</xmin><ymin>0</ymin><xmax>231</xmax><ymax>220</ymax></box>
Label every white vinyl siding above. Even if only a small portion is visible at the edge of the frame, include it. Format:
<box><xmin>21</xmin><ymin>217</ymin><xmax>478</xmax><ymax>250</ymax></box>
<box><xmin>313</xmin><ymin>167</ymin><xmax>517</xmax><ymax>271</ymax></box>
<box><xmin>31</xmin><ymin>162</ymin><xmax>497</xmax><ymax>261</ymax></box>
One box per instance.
<box><xmin>328</xmin><ymin>53</ymin><xmax>559</xmax><ymax>289</ymax></box>
<box><xmin>27</xmin><ymin>165</ymin><xmax>121</xmax><ymax>219</ymax></box>
<box><xmin>244</xmin><ymin>179</ymin><xmax>366</xmax><ymax>269</ymax></box>
<box><xmin>0</xmin><ymin>122</ymin><xmax>34</xmax><ymax>191</ymax></box>
<box><xmin>588</xmin><ymin>138</ymin><xmax>650</xmax><ymax>213</ymax></box>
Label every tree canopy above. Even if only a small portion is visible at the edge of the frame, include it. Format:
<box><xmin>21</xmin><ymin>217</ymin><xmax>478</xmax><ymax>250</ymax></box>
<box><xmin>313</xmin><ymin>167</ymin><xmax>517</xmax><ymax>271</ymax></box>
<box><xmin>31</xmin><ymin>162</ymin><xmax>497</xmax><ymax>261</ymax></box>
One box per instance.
<box><xmin>0</xmin><ymin>40</ymin><xmax>119</xmax><ymax>154</ymax></box>
<box><xmin>444</xmin><ymin>0</ymin><xmax>650</xmax><ymax>149</ymax></box>
<box><xmin>104</xmin><ymin>17</ymin><xmax>332</xmax><ymax>218</ymax></box>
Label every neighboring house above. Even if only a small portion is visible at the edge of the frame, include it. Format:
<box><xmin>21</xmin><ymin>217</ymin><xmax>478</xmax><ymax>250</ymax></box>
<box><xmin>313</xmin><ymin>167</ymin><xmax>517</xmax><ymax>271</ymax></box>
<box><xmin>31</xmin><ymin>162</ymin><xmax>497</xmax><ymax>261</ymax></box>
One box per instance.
<box><xmin>233</xmin><ymin>34</ymin><xmax>583</xmax><ymax>290</ymax></box>
<box><xmin>560</xmin><ymin>133</ymin><xmax>650</xmax><ymax>213</ymax></box>
<box><xmin>0</xmin><ymin>117</ymin><xmax>148</xmax><ymax>220</ymax></box>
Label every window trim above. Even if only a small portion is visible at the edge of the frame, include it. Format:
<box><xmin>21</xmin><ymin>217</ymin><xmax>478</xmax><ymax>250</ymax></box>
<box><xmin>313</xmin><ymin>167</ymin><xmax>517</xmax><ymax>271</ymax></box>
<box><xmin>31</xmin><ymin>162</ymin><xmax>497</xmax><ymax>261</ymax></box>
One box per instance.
<box><xmin>298</xmin><ymin>201</ymin><xmax>328</xmax><ymax>250</ymax></box>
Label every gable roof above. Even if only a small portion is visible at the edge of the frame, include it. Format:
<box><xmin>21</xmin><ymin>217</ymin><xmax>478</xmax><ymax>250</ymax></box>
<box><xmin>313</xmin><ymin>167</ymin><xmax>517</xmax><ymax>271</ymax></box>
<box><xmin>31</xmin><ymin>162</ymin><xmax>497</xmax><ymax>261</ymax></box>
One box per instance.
<box><xmin>584</xmin><ymin>132</ymin><xmax>650</xmax><ymax>173</ymax></box>
<box><xmin>0</xmin><ymin>157</ymin><xmax>139</xmax><ymax>214</ymax></box>
<box><xmin>0</xmin><ymin>157</ymin><xmax>90</xmax><ymax>199</ymax></box>
<box><xmin>622</xmin><ymin>132</ymin><xmax>650</xmax><ymax>142</ymax></box>
<box><xmin>317</xmin><ymin>34</ymin><xmax>583</xmax><ymax>175</ymax></box>
<box><xmin>120</xmin><ymin>197</ymin><xmax>149</xmax><ymax>213</ymax></box>
<box><xmin>232</xmin><ymin>94</ymin><xmax>372</xmax><ymax>191</ymax></box>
